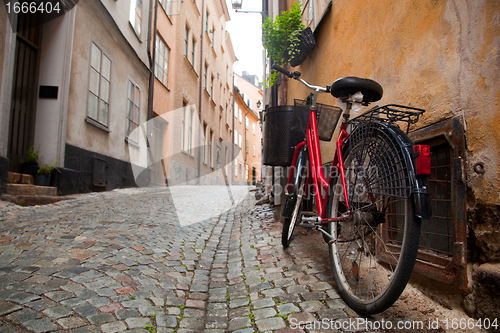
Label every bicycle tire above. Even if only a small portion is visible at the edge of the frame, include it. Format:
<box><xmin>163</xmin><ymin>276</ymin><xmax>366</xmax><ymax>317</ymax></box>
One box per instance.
<box><xmin>282</xmin><ymin>151</ymin><xmax>308</xmax><ymax>248</ymax></box>
<box><xmin>325</xmin><ymin>124</ymin><xmax>421</xmax><ymax>315</ymax></box>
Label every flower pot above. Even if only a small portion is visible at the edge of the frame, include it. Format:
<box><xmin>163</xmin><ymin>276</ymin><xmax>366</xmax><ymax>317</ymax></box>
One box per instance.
<box><xmin>35</xmin><ymin>174</ymin><xmax>51</xmax><ymax>186</ymax></box>
<box><xmin>20</xmin><ymin>162</ymin><xmax>39</xmax><ymax>177</ymax></box>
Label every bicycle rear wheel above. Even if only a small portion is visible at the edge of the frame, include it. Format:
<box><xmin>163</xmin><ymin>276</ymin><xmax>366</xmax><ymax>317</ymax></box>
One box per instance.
<box><xmin>326</xmin><ymin>123</ymin><xmax>421</xmax><ymax>314</ymax></box>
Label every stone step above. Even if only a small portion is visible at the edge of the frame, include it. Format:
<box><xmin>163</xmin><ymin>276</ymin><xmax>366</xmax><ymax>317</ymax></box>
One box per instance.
<box><xmin>0</xmin><ymin>194</ymin><xmax>73</xmax><ymax>206</ymax></box>
<box><xmin>6</xmin><ymin>183</ymin><xmax>57</xmax><ymax>196</ymax></box>
<box><xmin>7</xmin><ymin>172</ymin><xmax>34</xmax><ymax>185</ymax></box>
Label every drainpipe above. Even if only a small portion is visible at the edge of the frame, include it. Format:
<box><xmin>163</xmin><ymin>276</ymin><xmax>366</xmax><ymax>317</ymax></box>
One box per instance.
<box><xmin>146</xmin><ymin>0</ymin><xmax>158</xmax><ymax>183</ymax></box>
<box><xmin>244</xmin><ymin>108</ymin><xmax>250</xmax><ymax>185</ymax></box>
<box><xmin>197</xmin><ymin>0</ymin><xmax>206</xmax><ymax>184</ymax></box>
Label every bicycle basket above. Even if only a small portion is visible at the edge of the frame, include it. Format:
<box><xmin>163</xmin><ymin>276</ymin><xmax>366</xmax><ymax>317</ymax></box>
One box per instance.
<box><xmin>292</xmin><ymin>99</ymin><xmax>342</xmax><ymax>142</ymax></box>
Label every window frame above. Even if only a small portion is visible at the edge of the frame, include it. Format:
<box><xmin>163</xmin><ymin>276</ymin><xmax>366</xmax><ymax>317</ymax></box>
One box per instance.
<box><xmin>409</xmin><ymin>116</ymin><xmax>468</xmax><ymax>290</ymax></box>
<box><xmin>129</xmin><ymin>0</ymin><xmax>143</xmax><ymax>38</ymax></box>
<box><xmin>185</xmin><ymin>24</ymin><xmax>190</xmax><ymax>57</ymax></box>
<box><xmin>125</xmin><ymin>79</ymin><xmax>141</xmax><ymax>145</ymax></box>
<box><xmin>155</xmin><ymin>33</ymin><xmax>170</xmax><ymax>87</ymax></box>
<box><xmin>87</xmin><ymin>41</ymin><xmax>112</xmax><ymax>131</ymax></box>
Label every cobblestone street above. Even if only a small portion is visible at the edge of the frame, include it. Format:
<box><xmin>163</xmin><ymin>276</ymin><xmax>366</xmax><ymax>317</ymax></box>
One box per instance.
<box><xmin>0</xmin><ymin>187</ymin><xmax>483</xmax><ymax>333</ymax></box>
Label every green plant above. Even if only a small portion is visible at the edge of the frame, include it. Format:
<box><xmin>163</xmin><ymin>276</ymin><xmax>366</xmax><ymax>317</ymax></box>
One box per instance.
<box><xmin>37</xmin><ymin>162</ymin><xmax>60</xmax><ymax>175</ymax></box>
<box><xmin>20</xmin><ymin>145</ymin><xmax>40</xmax><ymax>164</ymax></box>
<box><xmin>144</xmin><ymin>324</ymin><xmax>156</xmax><ymax>332</ymax></box>
<box><xmin>262</xmin><ymin>2</ymin><xmax>305</xmax><ymax>86</ymax></box>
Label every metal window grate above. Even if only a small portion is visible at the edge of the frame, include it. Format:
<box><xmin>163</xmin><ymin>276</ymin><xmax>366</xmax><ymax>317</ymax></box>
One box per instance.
<box><xmin>419</xmin><ymin>144</ymin><xmax>453</xmax><ymax>257</ymax></box>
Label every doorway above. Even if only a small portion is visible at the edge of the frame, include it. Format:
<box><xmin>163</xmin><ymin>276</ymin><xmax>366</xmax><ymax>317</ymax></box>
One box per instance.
<box><xmin>8</xmin><ymin>15</ymin><xmax>42</xmax><ymax>171</ymax></box>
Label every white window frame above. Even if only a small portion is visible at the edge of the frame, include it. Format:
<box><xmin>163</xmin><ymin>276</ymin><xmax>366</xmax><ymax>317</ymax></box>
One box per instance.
<box><xmin>87</xmin><ymin>42</ymin><xmax>111</xmax><ymax>129</ymax></box>
<box><xmin>126</xmin><ymin>80</ymin><xmax>140</xmax><ymax>144</ymax></box>
<box><xmin>155</xmin><ymin>34</ymin><xmax>169</xmax><ymax>87</ymax></box>
<box><xmin>129</xmin><ymin>0</ymin><xmax>142</xmax><ymax>37</ymax></box>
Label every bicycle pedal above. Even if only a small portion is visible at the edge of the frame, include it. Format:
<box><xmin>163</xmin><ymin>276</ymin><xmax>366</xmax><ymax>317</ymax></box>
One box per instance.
<box><xmin>302</xmin><ymin>211</ymin><xmax>316</xmax><ymax>216</ymax></box>
<box><xmin>298</xmin><ymin>222</ymin><xmax>316</xmax><ymax>228</ymax></box>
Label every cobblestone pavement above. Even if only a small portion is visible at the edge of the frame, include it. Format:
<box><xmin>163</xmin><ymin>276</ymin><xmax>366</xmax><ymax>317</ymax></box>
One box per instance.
<box><xmin>0</xmin><ymin>186</ymin><xmax>473</xmax><ymax>333</ymax></box>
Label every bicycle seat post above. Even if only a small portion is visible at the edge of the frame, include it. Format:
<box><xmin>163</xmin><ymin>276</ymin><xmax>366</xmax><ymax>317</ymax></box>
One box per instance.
<box><xmin>340</xmin><ymin>99</ymin><xmax>354</xmax><ymax>124</ymax></box>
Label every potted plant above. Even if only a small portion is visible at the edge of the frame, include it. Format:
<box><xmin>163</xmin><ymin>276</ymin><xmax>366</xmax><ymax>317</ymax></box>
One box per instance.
<box><xmin>262</xmin><ymin>2</ymin><xmax>316</xmax><ymax>86</ymax></box>
<box><xmin>19</xmin><ymin>145</ymin><xmax>40</xmax><ymax>176</ymax></box>
<box><xmin>35</xmin><ymin>162</ymin><xmax>60</xmax><ymax>186</ymax></box>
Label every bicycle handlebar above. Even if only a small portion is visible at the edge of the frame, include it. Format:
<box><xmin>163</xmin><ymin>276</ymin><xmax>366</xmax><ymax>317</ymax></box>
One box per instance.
<box><xmin>272</xmin><ymin>64</ymin><xmax>329</xmax><ymax>93</ymax></box>
<box><xmin>271</xmin><ymin>64</ymin><xmax>301</xmax><ymax>79</ymax></box>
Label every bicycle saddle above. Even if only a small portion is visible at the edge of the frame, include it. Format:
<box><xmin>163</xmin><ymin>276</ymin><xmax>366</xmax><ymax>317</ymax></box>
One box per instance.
<box><xmin>330</xmin><ymin>77</ymin><xmax>383</xmax><ymax>103</ymax></box>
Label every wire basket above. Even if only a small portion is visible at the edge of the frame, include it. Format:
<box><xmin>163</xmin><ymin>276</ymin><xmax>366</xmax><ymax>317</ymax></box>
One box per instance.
<box><xmin>349</xmin><ymin>104</ymin><xmax>425</xmax><ymax>134</ymax></box>
<box><xmin>292</xmin><ymin>99</ymin><xmax>342</xmax><ymax>142</ymax></box>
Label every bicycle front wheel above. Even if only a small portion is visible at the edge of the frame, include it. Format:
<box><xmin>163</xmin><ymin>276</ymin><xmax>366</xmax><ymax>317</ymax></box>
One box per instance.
<box><xmin>282</xmin><ymin>148</ymin><xmax>308</xmax><ymax>248</ymax></box>
<box><xmin>326</xmin><ymin>123</ymin><xmax>421</xmax><ymax>314</ymax></box>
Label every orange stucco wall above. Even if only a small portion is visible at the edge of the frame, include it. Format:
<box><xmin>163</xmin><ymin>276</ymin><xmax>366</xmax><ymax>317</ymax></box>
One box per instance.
<box><xmin>286</xmin><ymin>0</ymin><xmax>500</xmax><ymax>205</ymax></box>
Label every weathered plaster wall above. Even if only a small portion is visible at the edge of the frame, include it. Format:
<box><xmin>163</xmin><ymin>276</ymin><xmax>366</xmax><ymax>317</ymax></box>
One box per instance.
<box><xmin>67</xmin><ymin>0</ymin><xmax>149</xmax><ymax>162</ymax></box>
<box><xmin>288</xmin><ymin>0</ymin><xmax>500</xmax><ymax>206</ymax></box>
<box><xmin>283</xmin><ymin>0</ymin><xmax>500</xmax><ymax>317</ymax></box>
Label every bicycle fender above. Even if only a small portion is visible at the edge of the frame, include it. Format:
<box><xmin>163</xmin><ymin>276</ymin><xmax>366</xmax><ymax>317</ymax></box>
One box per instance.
<box><xmin>384</xmin><ymin>124</ymin><xmax>432</xmax><ymax>219</ymax></box>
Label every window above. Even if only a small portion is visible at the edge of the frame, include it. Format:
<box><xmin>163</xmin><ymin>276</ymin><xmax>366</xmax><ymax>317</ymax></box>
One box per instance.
<box><xmin>159</xmin><ymin>0</ymin><xmax>171</xmax><ymax>15</ymax></box>
<box><xmin>239</xmin><ymin>108</ymin><xmax>242</xmax><ymax>123</ymax></box>
<box><xmin>185</xmin><ymin>25</ymin><xmax>189</xmax><ymax>57</ymax></box>
<box><xmin>210</xmin><ymin>74</ymin><xmax>214</xmax><ymax>98</ymax></box>
<box><xmin>245</xmin><ymin>116</ymin><xmax>249</xmax><ymax>129</ymax></box>
<box><xmin>189</xmin><ymin>107</ymin><xmax>194</xmax><ymax>155</ymax></box>
<box><xmin>191</xmin><ymin>38</ymin><xmax>196</xmax><ymax>65</ymax></box>
<box><xmin>253</xmin><ymin>144</ymin><xmax>255</xmax><ymax>156</ymax></box>
<box><xmin>252</xmin><ymin>123</ymin><xmax>256</xmax><ymax>135</ymax></box>
<box><xmin>245</xmin><ymin>164</ymin><xmax>249</xmax><ymax>181</ymax></box>
<box><xmin>205</xmin><ymin>9</ymin><xmax>209</xmax><ymax>32</ymax></box>
<box><xmin>234</xmin><ymin>129</ymin><xmax>238</xmax><ymax>145</ymax></box>
<box><xmin>203</xmin><ymin>123</ymin><xmax>207</xmax><ymax>164</ymax></box>
<box><xmin>204</xmin><ymin>63</ymin><xmax>208</xmax><ymax>90</ymax></box>
<box><xmin>234</xmin><ymin>159</ymin><xmax>238</xmax><ymax>177</ymax></box>
<box><xmin>408</xmin><ymin>117</ymin><xmax>467</xmax><ymax>289</ymax></box>
<box><xmin>88</xmin><ymin>43</ymin><xmax>111</xmax><ymax>127</ymax></box>
<box><xmin>209</xmin><ymin>130</ymin><xmax>213</xmax><ymax>167</ymax></box>
<box><xmin>182</xmin><ymin>101</ymin><xmax>187</xmax><ymax>151</ymax></box>
<box><xmin>126</xmin><ymin>81</ymin><xmax>140</xmax><ymax>143</ymax></box>
<box><xmin>129</xmin><ymin>0</ymin><xmax>142</xmax><ymax>36</ymax></box>
<box><xmin>234</xmin><ymin>102</ymin><xmax>238</xmax><ymax>118</ymax></box>
<box><xmin>238</xmin><ymin>134</ymin><xmax>242</xmax><ymax>148</ymax></box>
<box><xmin>211</xmin><ymin>24</ymin><xmax>215</xmax><ymax>47</ymax></box>
<box><xmin>155</xmin><ymin>34</ymin><xmax>169</xmax><ymax>86</ymax></box>
<box><xmin>300</xmin><ymin>0</ymin><xmax>331</xmax><ymax>32</ymax></box>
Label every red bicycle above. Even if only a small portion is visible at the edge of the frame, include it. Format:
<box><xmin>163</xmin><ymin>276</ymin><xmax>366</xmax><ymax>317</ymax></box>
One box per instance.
<box><xmin>272</xmin><ymin>64</ymin><xmax>431</xmax><ymax>315</ymax></box>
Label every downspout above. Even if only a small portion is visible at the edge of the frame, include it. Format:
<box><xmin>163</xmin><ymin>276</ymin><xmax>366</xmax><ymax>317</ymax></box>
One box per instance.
<box><xmin>231</xmin><ymin>80</ymin><xmax>235</xmax><ymax>185</ymax></box>
<box><xmin>244</xmin><ymin>108</ymin><xmax>250</xmax><ymax>185</ymax></box>
<box><xmin>146</xmin><ymin>0</ymin><xmax>158</xmax><ymax>180</ymax></box>
<box><xmin>197</xmin><ymin>0</ymin><xmax>206</xmax><ymax>184</ymax></box>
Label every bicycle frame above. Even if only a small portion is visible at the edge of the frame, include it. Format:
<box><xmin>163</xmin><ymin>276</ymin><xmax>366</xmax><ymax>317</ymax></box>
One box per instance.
<box><xmin>286</xmin><ymin>90</ymin><xmax>352</xmax><ymax>225</ymax></box>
